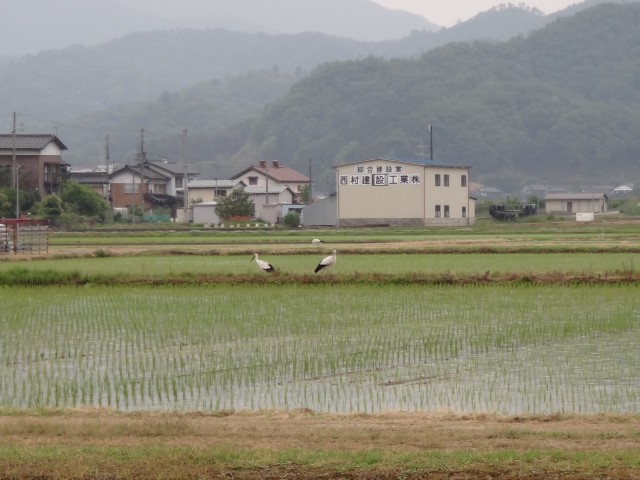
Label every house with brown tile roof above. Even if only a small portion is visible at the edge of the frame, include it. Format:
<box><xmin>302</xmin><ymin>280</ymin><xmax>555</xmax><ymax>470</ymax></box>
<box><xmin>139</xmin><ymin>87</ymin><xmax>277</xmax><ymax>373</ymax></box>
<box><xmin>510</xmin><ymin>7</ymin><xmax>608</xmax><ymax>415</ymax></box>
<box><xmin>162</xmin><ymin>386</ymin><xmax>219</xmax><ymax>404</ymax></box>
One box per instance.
<box><xmin>109</xmin><ymin>163</ymin><xmax>176</xmax><ymax>215</ymax></box>
<box><xmin>230</xmin><ymin>160</ymin><xmax>309</xmax><ymax>203</ymax></box>
<box><xmin>0</xmin><ymin>134</ymin><xmax>68</xmax><ymax>196</ymax></box>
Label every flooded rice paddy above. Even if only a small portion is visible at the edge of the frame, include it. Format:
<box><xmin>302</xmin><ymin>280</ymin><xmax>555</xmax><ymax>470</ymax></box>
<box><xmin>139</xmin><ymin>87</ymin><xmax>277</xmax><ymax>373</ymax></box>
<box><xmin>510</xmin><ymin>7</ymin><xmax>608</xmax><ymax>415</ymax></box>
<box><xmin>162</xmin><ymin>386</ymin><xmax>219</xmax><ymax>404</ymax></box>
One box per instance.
<box><xmin>1</xmin><ymin>284</ymin><xmax>638</xmax><ymax>414</ymax></box>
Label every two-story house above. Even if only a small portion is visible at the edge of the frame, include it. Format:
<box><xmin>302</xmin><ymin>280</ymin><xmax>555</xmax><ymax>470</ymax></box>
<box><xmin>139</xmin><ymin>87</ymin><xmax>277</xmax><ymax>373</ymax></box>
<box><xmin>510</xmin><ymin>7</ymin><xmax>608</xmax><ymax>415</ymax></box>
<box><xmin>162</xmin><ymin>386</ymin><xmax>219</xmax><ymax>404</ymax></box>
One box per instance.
<box><xmin>187</xmin><ymin>179</ymin><xmax>246</xmax><ymax>204</ymax></box>
<box><xmin>109</xmin><ymin>160</ymin><xmax>198</xmax><ymax>218</ymax></box>
<box><xmin>0</xmin><ymin>134</ymin><xmax>69</xmax><ymax>196</ymax></box>
<box><xmin>230</xmin><ymin>160</ymin><xmax>310</xmax><ymax>203</ymax></box>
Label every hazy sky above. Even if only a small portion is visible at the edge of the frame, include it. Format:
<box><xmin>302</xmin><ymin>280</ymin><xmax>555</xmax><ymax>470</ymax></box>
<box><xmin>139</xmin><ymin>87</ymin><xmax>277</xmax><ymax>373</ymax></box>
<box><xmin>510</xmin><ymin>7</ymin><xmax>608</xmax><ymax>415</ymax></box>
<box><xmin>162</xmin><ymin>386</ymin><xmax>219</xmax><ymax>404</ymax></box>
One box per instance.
<box><xmin>371</xmin><ymin>0</ymin><xmax>579</xmax><ymax>26</ymax></box>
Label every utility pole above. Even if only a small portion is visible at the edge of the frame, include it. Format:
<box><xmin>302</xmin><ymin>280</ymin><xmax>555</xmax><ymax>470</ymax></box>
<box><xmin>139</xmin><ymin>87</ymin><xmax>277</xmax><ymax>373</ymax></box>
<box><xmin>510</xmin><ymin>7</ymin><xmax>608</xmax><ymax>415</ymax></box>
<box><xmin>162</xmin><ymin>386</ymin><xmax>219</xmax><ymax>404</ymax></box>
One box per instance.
<box><xmin>15</xmin><ymin>165</ymin><xmax>21</xmax><ymax>219</ymax></box>
<box><xmin>138</xmin><ymin>128</ymin><xmax>146</xmax><ymax>218</ymax></box>
<box><xmin>265</xmin><ymin>161</ymin><xmax>269</xmax><ymax>205</ymax></box>
<box><xmin>181</xmin><ymin>129</ymin><xmax>189</xmax><ymax>221</ymax></box>
<box><xmin>11</xmin><ymin>112</ymin><xmax>21</xmax><ymax>219</ymax></box>
<box><xmin>105</xmin><ymin>135</ymin><xmax>111</xmax><ymax>206</ymax></box>
<box><xmin>11</xmin><ymin>112</ymin><xmax>16</xmax><ymax>191</ymax></box>
<box><xmin>308</xmin><ymin>158</ymin><xmax>312</xmax><ymax>204</ymax></box>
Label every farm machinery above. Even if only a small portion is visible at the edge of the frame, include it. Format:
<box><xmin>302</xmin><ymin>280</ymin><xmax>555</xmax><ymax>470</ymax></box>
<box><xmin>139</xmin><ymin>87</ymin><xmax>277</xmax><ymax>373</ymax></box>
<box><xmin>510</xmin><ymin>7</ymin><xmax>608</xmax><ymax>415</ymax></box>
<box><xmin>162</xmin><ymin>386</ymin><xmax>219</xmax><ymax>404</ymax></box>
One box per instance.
<box><xmin>489</xmin><ymin>203</ymin><xmax>537</xmax><ymax>221</ymax></box>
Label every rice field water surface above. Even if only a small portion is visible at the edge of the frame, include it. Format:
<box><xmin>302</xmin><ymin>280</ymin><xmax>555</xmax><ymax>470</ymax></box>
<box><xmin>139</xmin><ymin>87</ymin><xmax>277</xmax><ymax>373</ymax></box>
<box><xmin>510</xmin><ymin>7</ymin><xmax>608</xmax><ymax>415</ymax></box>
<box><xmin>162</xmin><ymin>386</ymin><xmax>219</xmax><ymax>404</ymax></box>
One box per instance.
<box><xmin>1</xmin><ymin>283</ymin><xmax>638</xmax><ymax>414</ymax></box>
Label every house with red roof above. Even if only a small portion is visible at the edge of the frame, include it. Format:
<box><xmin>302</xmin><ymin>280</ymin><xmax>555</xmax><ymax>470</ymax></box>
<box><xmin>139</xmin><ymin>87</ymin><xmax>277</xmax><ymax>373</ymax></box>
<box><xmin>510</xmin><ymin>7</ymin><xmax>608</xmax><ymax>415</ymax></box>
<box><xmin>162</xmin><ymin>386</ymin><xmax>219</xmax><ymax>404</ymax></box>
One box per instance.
<box><xmin>230</xmin><ymin>160</ymin><xmax>309</xmax><ymax>204</ymax></box>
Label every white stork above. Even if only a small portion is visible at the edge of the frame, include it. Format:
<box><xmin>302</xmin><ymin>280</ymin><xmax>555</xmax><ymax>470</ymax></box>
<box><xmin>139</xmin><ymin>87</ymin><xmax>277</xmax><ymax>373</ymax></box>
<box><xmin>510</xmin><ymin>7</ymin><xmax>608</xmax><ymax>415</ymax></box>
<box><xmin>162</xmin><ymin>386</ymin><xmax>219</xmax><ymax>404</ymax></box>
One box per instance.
<box><xmin>250</xmin><ymin>253</ymin><xmax>275</xmax><ymax>273</ymax></box>
<box><xmin>314</xmin><ymin>249</ymin><xmax>336</xmax><ymax>273</ymax></box>
<box><xmin>311</xmin><ymin>238</ymin><xmax>325</xmax><ymax>245</ymax></box>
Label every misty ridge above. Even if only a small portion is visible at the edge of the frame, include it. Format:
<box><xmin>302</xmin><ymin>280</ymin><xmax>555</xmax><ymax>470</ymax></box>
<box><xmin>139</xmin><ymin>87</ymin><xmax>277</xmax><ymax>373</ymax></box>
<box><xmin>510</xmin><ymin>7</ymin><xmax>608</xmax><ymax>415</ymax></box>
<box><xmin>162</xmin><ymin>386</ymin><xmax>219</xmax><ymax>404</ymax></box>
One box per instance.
<box><xmin>0</xmin><ymin>0</ymin><xmax>438</xmax><ymax>57</ymax></box>
<box><xmin>1</xmin><ymin>0</ymin><xmax>639</xmax><ymax>191</ymax></box>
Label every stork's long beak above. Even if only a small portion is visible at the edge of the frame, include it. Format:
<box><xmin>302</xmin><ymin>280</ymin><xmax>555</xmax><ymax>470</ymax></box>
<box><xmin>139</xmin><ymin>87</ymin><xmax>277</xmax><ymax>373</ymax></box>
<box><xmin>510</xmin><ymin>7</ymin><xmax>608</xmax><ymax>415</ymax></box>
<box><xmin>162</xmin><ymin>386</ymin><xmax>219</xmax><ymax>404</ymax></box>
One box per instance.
<box><xmin>249</xmin><ymin>256</ymin><xmax>254</xmax><ymax>263</ymax></box>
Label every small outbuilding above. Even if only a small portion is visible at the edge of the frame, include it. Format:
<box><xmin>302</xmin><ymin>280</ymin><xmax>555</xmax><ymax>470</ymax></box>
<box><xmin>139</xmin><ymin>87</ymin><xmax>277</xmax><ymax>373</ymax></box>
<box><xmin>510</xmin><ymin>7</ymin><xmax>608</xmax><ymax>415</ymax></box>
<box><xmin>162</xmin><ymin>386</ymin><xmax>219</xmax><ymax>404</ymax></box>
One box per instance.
<box><xmin>544</xmin><ymin>193</ymin><xmax>608</xmax><ymax>215</ymax></box>
<box><xmin>302</xmin><ymin>194</ymin><xmax>338</xmax><ymax>226</ymax></box>
<box><xmin>613</xmin><ymin>184</ymin><xmax>634</xmax><ymax>195</ymax></box>
<box><xmin>192</xmin><ymin>202</ymin><xmax>220</xmax><ymax>225</ymax></box>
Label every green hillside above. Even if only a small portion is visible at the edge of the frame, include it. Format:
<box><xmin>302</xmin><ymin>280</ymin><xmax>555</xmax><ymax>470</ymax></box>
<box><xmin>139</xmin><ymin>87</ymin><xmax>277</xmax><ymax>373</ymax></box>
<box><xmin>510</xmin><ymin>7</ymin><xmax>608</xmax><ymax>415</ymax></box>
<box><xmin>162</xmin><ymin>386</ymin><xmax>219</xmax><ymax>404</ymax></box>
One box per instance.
<box><xmin>225</xmin><ymin>3</ymin><xmax>640</xmax><ymax>190</ymax></box>
<box><xmin>4</xmin><ymin>3</ymin><xmax>639</xmax><ymax>192</ymax></box>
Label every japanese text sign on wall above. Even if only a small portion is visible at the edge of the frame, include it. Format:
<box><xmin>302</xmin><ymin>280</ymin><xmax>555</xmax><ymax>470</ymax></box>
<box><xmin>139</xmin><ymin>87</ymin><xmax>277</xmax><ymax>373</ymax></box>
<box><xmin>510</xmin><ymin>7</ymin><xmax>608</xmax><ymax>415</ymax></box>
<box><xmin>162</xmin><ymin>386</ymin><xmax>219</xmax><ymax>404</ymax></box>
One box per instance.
<box><xmin>340</xmin><ymin>164</ymin><xmax>420</xmax><ymax>187</ymax></box>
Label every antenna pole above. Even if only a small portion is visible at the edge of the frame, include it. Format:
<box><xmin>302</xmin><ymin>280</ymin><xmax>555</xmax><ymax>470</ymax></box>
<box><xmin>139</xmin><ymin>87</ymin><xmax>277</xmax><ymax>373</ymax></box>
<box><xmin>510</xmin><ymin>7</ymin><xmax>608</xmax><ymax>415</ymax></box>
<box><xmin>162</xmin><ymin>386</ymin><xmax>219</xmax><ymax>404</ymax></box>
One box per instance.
<box><xmin>429</xmin><ymin>124</ymin><xmax>433</xmax><ymax>161</ymax></box>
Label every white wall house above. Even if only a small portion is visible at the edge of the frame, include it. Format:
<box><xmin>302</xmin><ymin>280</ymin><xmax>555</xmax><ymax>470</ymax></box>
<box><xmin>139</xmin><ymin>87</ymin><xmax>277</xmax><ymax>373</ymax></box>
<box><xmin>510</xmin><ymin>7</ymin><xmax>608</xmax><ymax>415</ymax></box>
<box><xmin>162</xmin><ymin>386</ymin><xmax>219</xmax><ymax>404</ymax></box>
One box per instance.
<box><xmin>187</xmin><ymin>179</ymin><xmax>245</xmax><ymax>204</ymax></box>
<box><xmin>334</xmin><ymin>158</ymin><xmax>475</xmax><ymax>227</ymax></box>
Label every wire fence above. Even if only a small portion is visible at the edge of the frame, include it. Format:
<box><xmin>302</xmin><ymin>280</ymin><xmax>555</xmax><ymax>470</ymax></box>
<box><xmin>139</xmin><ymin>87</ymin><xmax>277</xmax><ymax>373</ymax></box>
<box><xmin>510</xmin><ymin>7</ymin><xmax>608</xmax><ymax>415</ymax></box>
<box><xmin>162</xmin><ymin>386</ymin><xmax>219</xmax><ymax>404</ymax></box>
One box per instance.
<box><xmin>0</xmin><ymin>219</ymin><xmax>49</xmax><ymax>255</ymax></box>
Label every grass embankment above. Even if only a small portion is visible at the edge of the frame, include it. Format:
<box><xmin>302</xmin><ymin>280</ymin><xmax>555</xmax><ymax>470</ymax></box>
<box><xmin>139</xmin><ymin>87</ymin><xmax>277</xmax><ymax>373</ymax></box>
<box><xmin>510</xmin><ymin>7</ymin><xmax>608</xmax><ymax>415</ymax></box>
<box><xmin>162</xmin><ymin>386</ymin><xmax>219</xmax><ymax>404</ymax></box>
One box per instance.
<box><xmin>1</xmin><ymin>410</ymin><xmax>639</xmax><ymax>480</ymax></box>
<box><xmin>1</xmin><ymin>266</ymin><xmax>639</xmax><ymax>286</ymax></box>
<box><xmin>2</xmin><ymin>249</ymin><xmax>640</xmax><ymax>286</ymax></box>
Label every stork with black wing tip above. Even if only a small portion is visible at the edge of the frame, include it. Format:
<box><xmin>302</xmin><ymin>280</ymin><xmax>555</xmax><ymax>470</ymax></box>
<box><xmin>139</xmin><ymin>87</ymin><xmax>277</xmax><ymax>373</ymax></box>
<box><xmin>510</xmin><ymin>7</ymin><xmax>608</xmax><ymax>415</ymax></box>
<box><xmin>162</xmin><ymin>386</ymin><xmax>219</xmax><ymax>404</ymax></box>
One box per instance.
<box><xmin>250</xmin><ymin>253</ymin><xmax>276</xmax><ymax>273</ymax></box>
<box><xmin>314</xmin><ymin>249</ymin><xmax>336</xmax><ymax>273</ymax></box>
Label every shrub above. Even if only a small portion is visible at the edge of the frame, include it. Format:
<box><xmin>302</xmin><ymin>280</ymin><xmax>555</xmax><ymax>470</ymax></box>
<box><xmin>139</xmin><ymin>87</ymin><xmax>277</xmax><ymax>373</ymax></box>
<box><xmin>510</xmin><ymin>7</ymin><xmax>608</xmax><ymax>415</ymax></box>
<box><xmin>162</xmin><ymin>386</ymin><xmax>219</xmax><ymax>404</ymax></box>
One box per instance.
<box><xmin>284</xmin><ymin>211</ymin><xmax>301</xmax><ymax>227</ymax></box>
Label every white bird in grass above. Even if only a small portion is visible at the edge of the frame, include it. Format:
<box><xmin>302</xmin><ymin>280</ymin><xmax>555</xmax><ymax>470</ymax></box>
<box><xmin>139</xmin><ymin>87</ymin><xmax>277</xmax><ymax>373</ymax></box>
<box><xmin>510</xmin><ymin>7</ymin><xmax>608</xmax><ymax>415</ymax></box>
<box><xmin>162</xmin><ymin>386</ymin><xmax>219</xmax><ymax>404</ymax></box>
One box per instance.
<box><xmin>250</xmin><ymin>253</ymin><xmax>275</xmax><ymax>273</ymax></box>
<box><xmin>314</xmin><ymin>249</ymin><xmax>336</xmax><ymax>273</ymax></box>
<box><xmin>311</xmin><ymin>238</ymin><xmax>325</xmax><ymax>245</ymax></box>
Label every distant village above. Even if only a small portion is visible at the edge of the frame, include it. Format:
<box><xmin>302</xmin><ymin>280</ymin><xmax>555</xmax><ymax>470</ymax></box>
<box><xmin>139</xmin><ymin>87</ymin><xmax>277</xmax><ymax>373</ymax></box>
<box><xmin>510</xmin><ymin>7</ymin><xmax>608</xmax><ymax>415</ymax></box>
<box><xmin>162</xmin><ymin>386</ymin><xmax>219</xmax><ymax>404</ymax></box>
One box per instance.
<box><xmin>0</xmin><ymin>133</ymin><xmax>635</xmax><ymax>227</ymax></box>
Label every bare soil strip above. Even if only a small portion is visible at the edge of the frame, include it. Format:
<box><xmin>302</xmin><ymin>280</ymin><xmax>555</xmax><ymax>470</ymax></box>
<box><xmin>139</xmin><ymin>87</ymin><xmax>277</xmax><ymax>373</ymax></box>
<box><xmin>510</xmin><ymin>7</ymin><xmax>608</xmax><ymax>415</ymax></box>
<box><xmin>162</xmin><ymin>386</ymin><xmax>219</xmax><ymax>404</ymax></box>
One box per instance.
<box><xmin>1</xmin><ymin>410</ymin><xmax>639</xmax><ymax>479</ymax></box>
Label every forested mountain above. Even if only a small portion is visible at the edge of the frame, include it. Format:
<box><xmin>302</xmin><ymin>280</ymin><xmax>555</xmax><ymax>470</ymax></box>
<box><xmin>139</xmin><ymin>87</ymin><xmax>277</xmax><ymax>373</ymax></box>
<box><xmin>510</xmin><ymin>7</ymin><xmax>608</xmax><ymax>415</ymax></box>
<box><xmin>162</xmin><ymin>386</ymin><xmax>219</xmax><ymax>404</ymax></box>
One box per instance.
<box><xmin>219</xmin><ymin>3</ymin><xmax>640</xmax><ymax>190</ymax></box>
<box><xmin>3</xmin><ymin>1</ymin><xmax>618</xmax><ymax>126</ymax></box>
<box><xmin>549</xmin><ymin>0</ymin><xmax>640</xmax><ymax>19</ymax></box>
<box><xmin>0</xmin><ymin>30</ymin><xmax>373</xmax><ymax>123</ymax></box>
<box><xmin>64</xmin><ymin>70</ymin><xmax>301</xmax><ymax>173</ymax></box>
<box><xmin>0</xmin><ymin>0</ymin><xmax>436</xmax><ymax>57</ymax></box>
<box><xmin>4</xmin><ymin>2</ymin><xmax>640</xmax><ymax>192</ymax></box>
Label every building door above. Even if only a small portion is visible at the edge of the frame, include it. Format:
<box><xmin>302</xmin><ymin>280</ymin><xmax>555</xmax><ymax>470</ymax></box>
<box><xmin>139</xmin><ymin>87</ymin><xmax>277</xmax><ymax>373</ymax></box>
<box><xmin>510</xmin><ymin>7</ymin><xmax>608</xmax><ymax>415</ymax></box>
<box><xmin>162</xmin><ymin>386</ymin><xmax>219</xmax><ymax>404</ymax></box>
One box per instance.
<box><xmin>567</xmin><ymin>201</ymin><xmax>573</xmax><ymax>213</ymax></box>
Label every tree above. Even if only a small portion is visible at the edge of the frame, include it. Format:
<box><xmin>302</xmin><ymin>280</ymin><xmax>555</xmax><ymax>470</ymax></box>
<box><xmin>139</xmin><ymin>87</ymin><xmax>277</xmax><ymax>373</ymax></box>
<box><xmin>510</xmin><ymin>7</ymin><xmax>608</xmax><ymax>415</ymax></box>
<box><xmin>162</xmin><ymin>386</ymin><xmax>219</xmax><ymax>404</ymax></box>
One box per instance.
<box><xmin>0</xmin><ymin>190</ymin><xmax>11</xmax><ymax>217</ymax></box>
<box><xmin>299</xmin><ymin>184</ymin><xmax>310</xmax><ymax>204</ymax></box>
<box><xmin>214</xmin><ymin>189</ymin><xmax>255</xmax><ymax>219</ymax></box>
<box><xmin>37</xmin><ymin>194</ymin><xmax>64</xmax><ymax>223</ymax></box>
<box><xmin>60</xmin><ymin>181</ymin><xmax>109</xmax><ymax>220</ymax></box>
<box><xmin>284</xmin><ymin>211</ymin><xmax>300</xmax><ymax>227</ymax></box>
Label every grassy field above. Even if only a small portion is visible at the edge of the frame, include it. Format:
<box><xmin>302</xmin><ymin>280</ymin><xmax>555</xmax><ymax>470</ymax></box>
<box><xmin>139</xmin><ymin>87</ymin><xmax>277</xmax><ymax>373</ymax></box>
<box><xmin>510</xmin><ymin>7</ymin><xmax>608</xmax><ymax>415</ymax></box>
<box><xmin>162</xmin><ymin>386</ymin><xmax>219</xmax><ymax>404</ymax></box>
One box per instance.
<box><xmin>1</xmin><ymin>221</ymin><xmax>639</xmax><ymax>479</ymax></box>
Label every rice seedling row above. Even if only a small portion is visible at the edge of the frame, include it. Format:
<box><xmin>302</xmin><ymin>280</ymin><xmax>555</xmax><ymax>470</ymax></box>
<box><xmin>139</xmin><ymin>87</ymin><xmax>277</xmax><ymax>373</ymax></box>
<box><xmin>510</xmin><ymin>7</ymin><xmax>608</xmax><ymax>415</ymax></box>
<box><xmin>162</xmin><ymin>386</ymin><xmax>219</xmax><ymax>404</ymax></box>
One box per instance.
<box><xmin>1</xmin><ymin>284</ymin><xmax>638</xmax><ymax>414</ymax></box>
